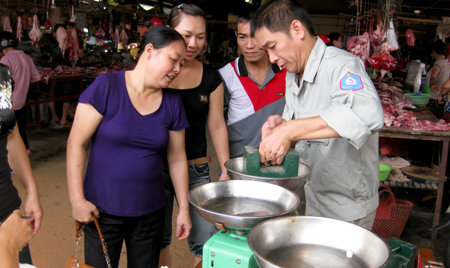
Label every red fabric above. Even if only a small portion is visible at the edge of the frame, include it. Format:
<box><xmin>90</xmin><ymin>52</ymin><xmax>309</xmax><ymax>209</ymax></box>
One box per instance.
<box><xmin>230</xmin><ymin>61</ymin><xmax>286</xmax><ymax>112</ymax></box>
<box><xmin>317</xmin><ymin>35</ymin><xmax>330</xmax><ymax>44</ymax></box>
<box><xmin>150</xmin><ymin>17</ymin><xmax>164</xmax><ymax>27</ymax></box>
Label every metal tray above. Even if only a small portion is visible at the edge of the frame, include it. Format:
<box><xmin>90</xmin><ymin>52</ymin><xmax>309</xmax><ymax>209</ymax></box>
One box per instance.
<box><xmin>248</xmin><ymin>216</ymin><xmax>391</xmax><ymax>268</ymax></box>
<box><xmin>188</xmin><ymin>180</ymin><xmax>299</xmax><ymax>229</ymax></box>
<box><xmin>224</xmin><ymin>157</ymin><xmax>311</xmax><ymax>191</ymax></box>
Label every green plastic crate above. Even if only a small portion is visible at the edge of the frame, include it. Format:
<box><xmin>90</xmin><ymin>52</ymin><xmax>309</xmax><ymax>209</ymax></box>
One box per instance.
<box><xmin>385</xmin><ymin>238</ymin><xmax>417</xmax><ymax>268</ymax></box>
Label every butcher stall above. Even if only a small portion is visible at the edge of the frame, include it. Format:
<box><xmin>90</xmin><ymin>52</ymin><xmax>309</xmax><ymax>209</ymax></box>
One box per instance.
<box><xmin>0</xmin><ymin>0</ymin><xmax>162</xmax><ymax>126</ymax></box>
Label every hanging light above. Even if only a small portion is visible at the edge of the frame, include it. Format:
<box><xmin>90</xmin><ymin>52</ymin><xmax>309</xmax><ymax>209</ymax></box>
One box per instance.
<box><xmin>139</xmin><ymin>4</ymin><xmax>155</xmax><ymax>11</ymax></box>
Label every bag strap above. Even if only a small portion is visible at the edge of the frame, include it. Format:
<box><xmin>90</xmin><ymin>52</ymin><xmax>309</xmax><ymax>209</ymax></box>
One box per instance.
<box><xmin>75</xmin><ymin>215</ymin><xmax>112</xmax><ymax>268</ymax></box>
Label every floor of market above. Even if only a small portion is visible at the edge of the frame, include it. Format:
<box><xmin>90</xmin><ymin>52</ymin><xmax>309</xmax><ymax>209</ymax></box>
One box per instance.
<box><xmin>13</xmin><ymin>125</ymin><xmax>450</xmax><ymax>267</ymax></box>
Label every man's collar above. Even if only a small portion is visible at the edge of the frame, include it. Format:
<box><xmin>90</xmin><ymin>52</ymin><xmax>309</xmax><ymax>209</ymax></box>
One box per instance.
<box><xmin>302</xmin><ymin>38</ymin><xmax>326</xmax><ymax>83</ymax></box>
<box><xmin>235</xmin><ymin>54</ymin><xmax>281</xmax><ymax>77</ymax></box>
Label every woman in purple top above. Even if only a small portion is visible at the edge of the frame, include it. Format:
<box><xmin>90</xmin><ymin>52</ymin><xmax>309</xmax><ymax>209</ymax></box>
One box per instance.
<box><xmin>66</xmin><ymin>27</ymin><xmax>191</xmax><ymax>268</ymax></box>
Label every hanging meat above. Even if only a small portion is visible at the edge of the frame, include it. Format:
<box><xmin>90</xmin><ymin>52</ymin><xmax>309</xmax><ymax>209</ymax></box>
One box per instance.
<box><xmin>94</xmin><ymin>22</ymin><xmax>106</xmax><ymax>38</ymax></box>
<box><xmin>405</xmin><ymin>29</ymin><xmax>416</xmax><ymax>47</ymax></box>
<box><xmin>347</xmin><ymin>32</ymin><xmax>370</xmax><ymax>64</ymax></box>
<box><xmin>109</xmin><ymin>13</ymin><xmax>114</xmax><ymax>40</ymax></box>
<box><xmin>71</xmin><ymin>27</ymin><xmax>79</xmax><ymax>61</ymax></box>
<box><xmin>29</xmin><ymin>15</ymin><xmax>43</xmax><ymax>47</ymax></box>
<box><xmin>119</xmin><ymin>29</ymin><xmax>128</xmax><ymax>45</ymax></box>
<box><xmin>370</xmin><ymin>23</ymin><xmax>384</xmax><ymax>51</ymax></box>
<box><xmin>3</xmin><ymin>15</ymin><xmax>13</xmax><ymax>33</ymax></box>
<box><xmin>16</xmin><ymin>16</ymin><xmax>23</xmax><ymax>41</ymax></box>
<box><xmin>114</xmin><ymin>28</ymin><xmax>120</xmax><ymax>45</ymax></box>
<box><xmin>56</xmin><ymin>27</ymin><xmax>68</xmax><ymax>57</ymax></box>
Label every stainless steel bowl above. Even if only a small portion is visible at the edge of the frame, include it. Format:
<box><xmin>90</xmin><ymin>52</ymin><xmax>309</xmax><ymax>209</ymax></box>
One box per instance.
<box><xmin>248</xmin><ymin>216</ymin><xmax>391</xmax><ymax>268</ymax></box>
<box><xmin>224</xmin><ymin>157</ymin><xmax>311</xmax><ymax>191</ymax></box>
<box><xmin>188</xmin><ymin>180</ymin><xmax>299</xmax><ymax>229</ymax></box>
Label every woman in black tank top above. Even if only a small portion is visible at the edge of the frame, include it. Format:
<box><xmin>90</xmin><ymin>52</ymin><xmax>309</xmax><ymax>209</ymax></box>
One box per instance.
<box><xmin>0</xmin><ymin>63</ymin><xmax>43</xmax><ymax>265</ymax></box>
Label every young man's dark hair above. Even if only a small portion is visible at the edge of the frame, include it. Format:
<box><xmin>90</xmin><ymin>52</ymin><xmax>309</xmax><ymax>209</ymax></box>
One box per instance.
<box><xmin>250</xmin><ymin>0</ymin><xmax>315</xmax><ymax>37</ymax></box>
<box><xmin>235</xmin><ymin>11</ymin><xmax>255</xmax><ymax>31</ymax></box>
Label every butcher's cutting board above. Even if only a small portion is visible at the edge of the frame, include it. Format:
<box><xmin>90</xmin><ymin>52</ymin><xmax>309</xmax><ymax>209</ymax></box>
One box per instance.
<box><xmin>401</xmin><ymin>166</ymin><xmax>445</xmax><ymax>183</ymax></box>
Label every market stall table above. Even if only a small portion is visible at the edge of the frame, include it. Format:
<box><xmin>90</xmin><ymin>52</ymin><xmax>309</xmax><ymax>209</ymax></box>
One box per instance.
<box><xmin>25</xmin><ymin>74</ymin><xmax>84</xmax><ymax>129</ymax></box>
<box><xmin>379</xmin><ymin>109</ymin><xmax>450</xmax><ymax>239</ymax></box>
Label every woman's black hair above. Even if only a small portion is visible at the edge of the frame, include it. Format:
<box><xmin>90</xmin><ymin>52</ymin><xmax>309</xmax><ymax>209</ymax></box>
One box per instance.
<box><xmin>138</xmin><ymin>26</ymin><xmax>185</xmax><ymax>58</ymax></box>
<box><xmin>432</xmin><ymin>39</ymin><xmax>447</xmax><ymax>55</ymax></box>
<box><xmin>328</xmin><ymin>32</ymin><xmax>342</xmax><ymax>42</ymax></box>
<box><xmin>0</xmin><ymin>31</ymin><xmax>18</xmax><ymax>49</ymax></box>
<box><xmin>166</xmin><ymin>3</ymin><xmax>206</xmax><ymax>28</ymax></box>
<box><xmin>327</xmin><ymin>32</ymin><xmax>342</xmax><ymax>46</ymax></box>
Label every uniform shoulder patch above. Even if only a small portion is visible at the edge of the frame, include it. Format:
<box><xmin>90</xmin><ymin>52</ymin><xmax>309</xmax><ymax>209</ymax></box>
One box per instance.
<box><xmin>340</xmin><ymin>72</ymin><xmax>364</xmax><ymax>91</ymax></box>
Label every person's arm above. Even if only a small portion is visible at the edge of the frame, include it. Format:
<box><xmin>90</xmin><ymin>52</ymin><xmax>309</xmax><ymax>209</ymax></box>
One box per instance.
<box><xmin>429</xmin><ymin>65</ymin><xmax>441</xmax><ymax>87</ymax></box>
<box><xmin>260</xmin><ymin>58</ymin><xmax>384</xmax><ymax>165</ymax></box>
<box><xmin>437</xmin><ymin>78</ymin><xmax>450</xmax><ymax>104</ymax></box>
<box><xmin>166</xmin><ymin>129</ymin><xmax>191</xmax><ymax>240</ymax></box>
<box><xmin>0</xmin><ymin>210</ymin><xmax>32</xmax><ymax>268</ymax></box>
<box><xmin>7</xmin><ymin>122</ymin><xmax>43</xmax><ymax>237</ymax></box>
<box><xmin>30</xmin><ymin>63</ymin><xmax>41</xmax><ymax>83</ymax></box>
<box><xmin>207</xmin><ymin>83</ymin><xmax>230</xmax><ymax>181</ymax></box>
<box><xmin>66</xmin><ymin>103</ymin><xmax>103</xmax><ymax>223</ymax></box>
<box><xmin>259</xmin><ymin>115</ymin><xmax>340</xmax><ymax>165</ymax></box>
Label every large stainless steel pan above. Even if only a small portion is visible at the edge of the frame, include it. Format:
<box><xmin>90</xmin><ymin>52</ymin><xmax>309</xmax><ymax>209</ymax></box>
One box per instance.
<box><xmin>188</xmin><ymin>180</ymin><xmax>299</xmax><ymax>229</ymax></box>
<box><xmin>248</xmin><ymin>216</ymin><xmax>391</xmax><ymax>268</ymax></box>
<box><xmin>224</xmin><ymin>157</ymin><xmax>311</xmax><ymax>191</ymax></box>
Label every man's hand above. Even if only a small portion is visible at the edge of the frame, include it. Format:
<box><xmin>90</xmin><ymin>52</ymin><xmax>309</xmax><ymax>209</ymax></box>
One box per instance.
<box><xmin>261</xmin><ymin>115</ymin><xmax>286</xmax><ymax>140</ymax></box>
<box><xmin>175</xmin><ymin>209</ymin><xmax>191</xmax><ymax>240</ymax></box>
<box><xmin>260</xmin><ymin>120</ymin><xmax>292</xmax><ymax>166</ymax></box>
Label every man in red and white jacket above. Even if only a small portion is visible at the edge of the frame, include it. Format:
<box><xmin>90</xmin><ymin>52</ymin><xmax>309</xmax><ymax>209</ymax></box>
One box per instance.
<box><xmin>219</xmin><ymin>12</ymin><xmax>287</xmax><ymax>158</ymax></box>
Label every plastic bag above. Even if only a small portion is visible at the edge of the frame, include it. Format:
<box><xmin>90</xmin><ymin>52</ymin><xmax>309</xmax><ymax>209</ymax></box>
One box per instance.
<box><xmin>368</xmin><ymin>52</ymin><xmax>398</xmax><ymax>71</ymax></box>
<box><xmin>405</xmin><ymin>29</ymin><xmax>416</xmax><ymax>47</ymax></box>
<box><xmin>383</xmin><ymin>19</ymin><xmax>399</xmax><ymax>51</ymax></box>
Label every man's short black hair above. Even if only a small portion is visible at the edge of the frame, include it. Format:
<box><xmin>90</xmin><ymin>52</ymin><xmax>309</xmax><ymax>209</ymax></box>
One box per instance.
<box><xmin>250</xmin><ymin>0</ymin><xmax>315</xmax><ymax>37</ymax></box>
<box><xmin>235</xmin><ymin>11</ymin><xmax>255</xmax><ymax>32</ymax></box>
<box><xmin>0</xmin><ymin>31</ymin><xmax>17</xmax><ymax>50</ymax></box>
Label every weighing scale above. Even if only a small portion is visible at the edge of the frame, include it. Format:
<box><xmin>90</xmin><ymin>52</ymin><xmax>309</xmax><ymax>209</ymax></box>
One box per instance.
<box><xmin>189</xmin><ymin>147</ymin><xmax>311</xmax><ymax>268</ymax></box>
<box><xmin>190</xmin><ymin>148</ymin><xmax>390</xmax><ymax>268</ymax></box>
<box><xmin>202</xmin><ymin>226</ymin><xmax>258</xmax><ymax>268</ymax></box>
<box><xmin>189</xmin><ymin>180</ymin><xmax>302</xmax><ymax>268</ymax></box>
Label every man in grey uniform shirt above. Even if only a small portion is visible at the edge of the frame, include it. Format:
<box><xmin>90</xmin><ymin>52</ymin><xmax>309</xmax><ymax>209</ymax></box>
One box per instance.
<box><xmin>251</xmin><ymin>0</ymin><xmax>385</xmax><ymax>229</ymax></box>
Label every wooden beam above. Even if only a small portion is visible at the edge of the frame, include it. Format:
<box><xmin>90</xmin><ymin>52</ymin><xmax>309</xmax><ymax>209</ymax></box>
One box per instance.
<box><xmin>397</xmin><ymin>16</ymin><xmax>441</xmax><ymax>24</ymax></box>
